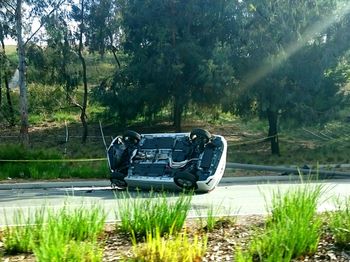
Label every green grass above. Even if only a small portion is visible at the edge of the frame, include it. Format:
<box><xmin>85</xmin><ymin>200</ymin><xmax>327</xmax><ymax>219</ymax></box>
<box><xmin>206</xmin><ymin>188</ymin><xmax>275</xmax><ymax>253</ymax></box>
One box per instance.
<box><xmin>3</xmin><ymin>207</ymin><xmax>46</xmax><ymax>254</ymax></box>
<box><xmin>227</xmin><ymin>117</ymin><xmax>350</xmax><ymax>166</ymax></box>
<box><xmin>329</xmin><ymin>197</ymin><xmax>350</xmax><ymax>249</ymax></box>
<box><xmin>116</xmin><ymin>191</ymin><xmax>192</xmax><ymax>238</ymax></box>
<box><xmin>48</xmin><ymin>203</ymin><xmax>107</xmax><ymax>242</ymax></box>
<box><xmin>33</xmin><ymin>203</ymin><xmax>106</xmax><ymax>262</ymax></box>
<box><xmin>131</xmin><ymin>228</ymin><xmax>207</xmax><ymax>262</ymax></box>
<box><xmin>34</xmin><ymin>239</ymin><xmax>103</xmax><ymax>262</ymax></box>
<box><xmin>3</xmin><ymin>202</ymin><xmax>106</xmax><ymax>262</ymax></box>
<box><xmin>195</xmin><ymin>204</ymin><xmax>236</xmax><ymax>232</ymax></box>
<box><xmin>236</xmin><ymin>183</ymin><xmax>325</xmax><ymax>261</ymax></box>
<box><xmin>0</xmin><ymin>161</ymin><xmax>108</xmax><ymax>180</ymax></box>
<box><xmin>0</xmin><ymin>144</ymin><xmax>109</xmax><ymax>180</ymax></box>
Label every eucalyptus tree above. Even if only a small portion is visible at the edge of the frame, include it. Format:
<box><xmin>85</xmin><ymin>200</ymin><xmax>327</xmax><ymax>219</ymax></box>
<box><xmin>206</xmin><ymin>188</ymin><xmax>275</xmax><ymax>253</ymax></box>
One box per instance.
<box><xmin>0</xmin><ymin>11</ymin><xmax>15</xmax><ymax>126</ymax></box>
<box><xmin>229</xmin><ymin>0</ymin><xmax>350</xmax><ymax>155</ymax></box>
<box><xmin>1</xmin><ymin>0</ymin><xmax>67</xmax><ymax>144</ymax></box>
<box><xmin>42</xmin><ymin>9</ymin><xmax>79</xmax><ymax>98</ymax></box>
<box><xmin>69</xmin><ymin>0</ymin><xmax>91</xmax><ymax>143</ymax></box>
<box><xmin>118</xmin><ymin>0</ymin><xmax>236</xmax><ymax>131</ymax></box>
<box><xmin>86</xmin><ymin>0</ymin><xmax>121</xmax><ymax>61</ymax></box>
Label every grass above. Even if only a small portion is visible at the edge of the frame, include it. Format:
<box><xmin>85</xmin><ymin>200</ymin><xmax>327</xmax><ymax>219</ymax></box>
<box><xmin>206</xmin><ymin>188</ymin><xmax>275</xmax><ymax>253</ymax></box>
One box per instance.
<box><xmin>0</xmin><ymin>161</ymin><xmax>108</xmax><ymax>180</ymax></box>
<box><xmin>0</xmin><ymin>144</ymin><xmax>109</xmax><ymax>180</ymax></box>
<box><xmin>3</xmin><ymin>202</ymin><xmax>106</xmax><ymax>262</ymax></box>
<box><xmin>34</xmin><ymin>239</ymin><xmax>103</xmax><ymax>262</ymax></box>
<box><xmin>236</xmin><ymin>183</ymin><xmax>325</xmax><ymax>261</ymax></box>
<box><xmin>47</xmin><ymin>203</ymin><xmax>107</xmax><ymax>242</ymax></box>
<box><xmin>195</xmin><ymin>203</ymin><xmax>236</xmax><ymax>232</ymax></box>
<box><xmin>329</xmin><ymin>197</ymin><xmax>350</xmax><ymax>249</ymax></box>
<box><xmin>116</xmin><ymin>191</ymin><xmax>192</xmax><ymax>238</ymax></box>
<box><xmin>3</xmin><ymin>188</ymin><xmax>350</xmax><ymax>261</ymax></box>
<box><xmin>3</xmin><ymin>207</ymin><xmax>46</xmax><ymax>254</ymax></box>
<box><xmin>130</xmin><ymin>228</ymin><xmax>207</xmax><ymax>262</ymax></box>
<box><xmin>227</xmin><ymin>118</ymin><xmax>350</xmax><ymax>166</ymax></box>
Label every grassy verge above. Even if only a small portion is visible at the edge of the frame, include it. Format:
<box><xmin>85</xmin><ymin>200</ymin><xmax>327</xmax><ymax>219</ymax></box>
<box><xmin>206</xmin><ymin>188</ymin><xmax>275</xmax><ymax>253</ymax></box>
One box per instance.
<box><xmin>329</xmin><ymin>197</ymin><xmax>350</xmax><ymax>249</ymax></box>
<box><xmin>3</xmin><ymin>187</ymin><xmax>350</xmax><ymax>261</ymax></box>
<box><xmin>0</xmin><ymin>144</ymin><xmax>108</xmax><ymax>180</ymax></box>
<box><xmin>116</xmin><ymin>191</ymin><xmax>192</xmax><ymax>238</ymax></box>
<box><xmin>131</xmin><ymin>228</ymin><xmax>207</xmax><ymax>262</ymax></box>
<box><xmin>3</xmin><ymin>202</ymin><xmax>106</xmax><ymax>262</ymax></box>
<box><xmin>236</xmin><ymin>183</ymin><xmax>325</xmax><ymax>261</ymax></box>
<box><xmin>195</xmin><ymin>203</ymin><xmax>236</xmax><ymax>232</ymax></box>
<box><xmin>3</xmin><ymin>207</ymin><xmax>46</xmax><ymax>254</ymax></box>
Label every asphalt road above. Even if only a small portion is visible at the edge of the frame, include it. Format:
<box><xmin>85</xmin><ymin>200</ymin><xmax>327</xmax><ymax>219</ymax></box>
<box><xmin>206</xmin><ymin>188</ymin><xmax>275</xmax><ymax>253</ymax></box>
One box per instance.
<box><xmin>1</xmin><ymin>177</ymin><xmax>349</xmax><ymax>226</ymax></box>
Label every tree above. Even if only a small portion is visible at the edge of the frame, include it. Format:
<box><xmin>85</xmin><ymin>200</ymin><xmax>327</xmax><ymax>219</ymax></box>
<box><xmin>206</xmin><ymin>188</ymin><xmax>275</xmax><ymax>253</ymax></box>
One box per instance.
<box><xmin>118</xmin><ymin>0</ymin><xmax>236</xmax><ymax>131</ymax></box>
<box><xmin>70</xmin><ymin>0</ymin><xmax>91</xmax><ymax>143</ymax></box>
<box><xmin>86</xmin><ymin>0</ymin><xmax>120</xmax><ymax>59</ymax></box>
<box><xmin>42</xmin><ymin>9</ymin><xmax>79</xmax><ymax>98</ymax></box>
<box><xmin>0</xmin><ymin>14</ymin><xmax>15</xmax><ymax>126</ymax></box>
<box><xmin>228</xmin><ymin>0</ymin><xmax>350</xmax><ymax>155</ymax></box>
<box><xmin>1</xmin><ymin>0</ymin><xmax>66</xmax><ymax>144</ymax></box>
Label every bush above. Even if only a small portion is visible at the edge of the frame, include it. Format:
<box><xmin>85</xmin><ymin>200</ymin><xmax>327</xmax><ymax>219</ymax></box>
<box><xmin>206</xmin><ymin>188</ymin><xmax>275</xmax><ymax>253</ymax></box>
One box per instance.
<box><xmin>28</xmin><ymin>84</ymin><xmax>67</xmax><ymax>115</ymax></box>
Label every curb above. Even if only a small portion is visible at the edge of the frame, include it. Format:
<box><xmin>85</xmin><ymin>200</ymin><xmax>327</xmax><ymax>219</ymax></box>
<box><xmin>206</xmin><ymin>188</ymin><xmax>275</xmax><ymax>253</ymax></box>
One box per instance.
<box><xmin>0</xmin><ymin>174</ymin><xmax>329</xmax><ymax>190</ymax></box>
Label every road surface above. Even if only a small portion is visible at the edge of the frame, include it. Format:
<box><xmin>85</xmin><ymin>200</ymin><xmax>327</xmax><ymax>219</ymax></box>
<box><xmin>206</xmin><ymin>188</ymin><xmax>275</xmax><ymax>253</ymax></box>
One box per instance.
<box><xmin>0</xmin><ymin>179</ymin><xmax>349</xmax><ymax>226</ymax></box>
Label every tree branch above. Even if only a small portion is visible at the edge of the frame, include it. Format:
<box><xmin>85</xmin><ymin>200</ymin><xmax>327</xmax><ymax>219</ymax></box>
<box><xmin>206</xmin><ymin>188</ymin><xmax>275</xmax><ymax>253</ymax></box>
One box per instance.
<box><xmin>67</xmin><ymin>93</ymin><xmax>88</xmax><ymax>119</ymax></box>
<box><xmin>3</xmin><ymin>1</ymin><xmax>16</xmax><ymax>14</ymax></box>
<box><xmin>24</xmin><ymin>0</ymin><xmax>66</xmax><ymax>46</ymax></box>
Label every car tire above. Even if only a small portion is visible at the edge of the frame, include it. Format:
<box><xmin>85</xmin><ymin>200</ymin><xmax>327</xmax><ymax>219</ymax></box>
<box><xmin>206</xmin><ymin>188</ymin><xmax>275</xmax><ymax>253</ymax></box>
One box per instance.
<box><xmin>190</xmin><ymin>128</ymin><xmax>211</xmax><ymax>144</ymax></box>
<box><xmin>174</xmin><ymin>171</ymin><xmax>198</xmax><ymax>190</ymax></box>
<box><xmin>110</xmin><ymin>171</ymin><xmax>127</xmax><ymax>189</ymax></box>
<box><xmin>123</xmin><ymin>130</ymin><xmax>141</xmax><ymax>145</ymax></box>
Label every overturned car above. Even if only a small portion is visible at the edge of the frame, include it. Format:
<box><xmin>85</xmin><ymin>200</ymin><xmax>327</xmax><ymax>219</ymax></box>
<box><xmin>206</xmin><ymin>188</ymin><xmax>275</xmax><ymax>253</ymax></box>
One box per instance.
<box><xmin>107</xmin><ymin>129</ymin><xmax>227</xmax><ymax>192</ymax></box>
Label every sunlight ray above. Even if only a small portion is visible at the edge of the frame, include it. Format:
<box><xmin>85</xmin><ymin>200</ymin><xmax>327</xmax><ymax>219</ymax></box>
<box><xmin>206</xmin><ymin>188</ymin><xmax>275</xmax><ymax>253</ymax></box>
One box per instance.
<box><xmin>242</xmin><ymin>2</ymin><xmax>350</xmax><ymax>90</ymax></box>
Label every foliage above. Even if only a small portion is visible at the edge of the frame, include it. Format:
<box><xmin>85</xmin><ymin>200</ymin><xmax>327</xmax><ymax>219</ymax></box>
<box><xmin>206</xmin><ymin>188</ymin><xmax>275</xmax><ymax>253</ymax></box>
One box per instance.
<box><xmin>195</xmin><ymin>203</ymin><xmax>236</xmax><ymax>233</ymax></box>
<box><xmin>4</xmin><ymin>202</ymin><xmax>105</xmax><ymax>261</ymax></box>
<box><xmin>28</xmin><ymin>84</ymin><xmax>67</xmax><ymax>114</ymax></box>
<box><xmin>0</xmin><ymin>144</ymin><xmax>108</xmax><ymax>180</ymax></box>
<box><xmin>329</xmin><ymin>197</ymin><xmax>350</xmax><ymax>249</ymax></box>
<box><xmin>236</xmin><ymin>183</ymin><xmax>325</xmax><ymax>261</ymax></box>
<box><xmin>97</xmin><ymin>0</ymin><xmax>237</xmax><ymax>130</ymax></box>
<box><xmin>33</xmin><ymin>203</ymin><xmax>105</xmax><ymax>262</ymax></box>
<box><xmin>116</xmin><ymin>191</ymin><xmax>192</xmax><ymax>238</ymax></box>
<box><xmin>3</xmin><ymin>207</ymin><xmax>46</xmax><ymax>254</ymax></box>
<box><xmin>131</xmin><ymin>228</ymin><xmax>207</xmax><ymax>262</ymax></box>
<box><xmin>225</xmin><ymin>0</ymin><xmax>350</xmax><ymax>154</ymax></box>
<box><xmin>1</xmin><ymin>0</ymin><xmax>350</xmax><ymax>154</ymax></box>
<box><xmin>34</xmin><ymin>239</ymin><xmax>103</xmax><ymax>262</ymax></box>
<box><xmin>56</xmin><ymin>203</ymin><xmax>106</xmax><ymax>242</ymax></box>
<box><xmin>86</xmin><ymin>0</ymin><xmax>120</xmax><ymax>58</ymax></box>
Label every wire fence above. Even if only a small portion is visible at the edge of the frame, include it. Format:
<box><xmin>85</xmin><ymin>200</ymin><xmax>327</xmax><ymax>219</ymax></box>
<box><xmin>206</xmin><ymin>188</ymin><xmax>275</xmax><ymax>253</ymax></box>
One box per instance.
<box><xmin>0</xmin><ymin>122</ymin><xmax>350</xmax><ymax>162</ymax></box>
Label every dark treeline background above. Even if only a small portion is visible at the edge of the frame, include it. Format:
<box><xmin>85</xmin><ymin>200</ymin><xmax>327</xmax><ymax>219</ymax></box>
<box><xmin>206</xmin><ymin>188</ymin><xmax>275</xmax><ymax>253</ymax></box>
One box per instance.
<box><xmin>1</xmin><ymin>0</ymin><xmax>350</xmax><ymax>155</ymax></box>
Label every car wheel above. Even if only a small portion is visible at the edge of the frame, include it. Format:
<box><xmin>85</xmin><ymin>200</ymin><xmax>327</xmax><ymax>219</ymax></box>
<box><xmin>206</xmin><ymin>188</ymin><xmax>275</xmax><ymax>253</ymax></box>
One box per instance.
<box><xmin>190</xmin><ymin>128</ymin><xmax>211</xmax><ymax>144</ymax></box>
<box><xmin>123</xmin><ymin>130</ymin><xmax>141</xmax><ymax>145</ymax></box>
<box><xmin>174</xmin><ymin>171</ymin><xmax>198</xmax><ymax>190</ymax></box>
<box><xmin>110</xmin><ymin>171</ymin><xmax>127</xmax><ymax>189</ymax></box>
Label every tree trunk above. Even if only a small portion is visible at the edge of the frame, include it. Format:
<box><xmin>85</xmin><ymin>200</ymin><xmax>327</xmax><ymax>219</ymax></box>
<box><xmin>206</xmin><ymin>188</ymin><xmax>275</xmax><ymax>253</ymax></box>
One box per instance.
<box><xmin>78</xmin><ymin>0</ymin><xmax>88</xmax><ymax>144</ymax></box>
<box><xmin>16</xmin><ymin>0</ymin><xmax>29</xmax><ymax>145</ymax></box>
<box><xmin>173</xmin><ymin>94</ymin><xmax>183</xmax><ymax>132</ymax></box>
<box><xmin>5</xmin><ymin>74</ymin><xmax>15</xmax><ymax>126</ymax></box>
<box><xmin>0</xmin><ymin>62</ymin><xmax>2</xmax><ymax>107</ymax></box>
<box><xmin>267</xmin><ymin>108</ymin><xmax>280</xmax><ymax>155</ymax></box>
<box><xmin>1</xmin><ymin>39</ymin><xmax>15</xmax><ymax>126</ymax></box>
